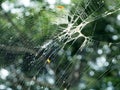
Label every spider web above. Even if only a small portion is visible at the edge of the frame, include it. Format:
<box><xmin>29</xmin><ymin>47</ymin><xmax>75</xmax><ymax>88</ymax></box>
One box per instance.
<box><xmin>0</xmin><ymin>0</ymin><xmax>120</xmax><ymax>90</ymax></box>
<box><xmin>26</xmin><ymin>0</ymin><xmax>120</xmax><ymax>89</ymax></box>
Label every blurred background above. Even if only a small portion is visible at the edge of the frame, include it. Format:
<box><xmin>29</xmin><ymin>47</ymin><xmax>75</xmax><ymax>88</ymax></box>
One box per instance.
<box><xmin>0</xmin><ymin>0</ymin><xmax>120</xmax><ymax>90</ymax></box>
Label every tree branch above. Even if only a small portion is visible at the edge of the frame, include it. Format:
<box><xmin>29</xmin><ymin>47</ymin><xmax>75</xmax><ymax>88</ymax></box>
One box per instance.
<box><xmin>0</xmin><ymin>44</ymin><xmax>36</xmax><ymax>55</ymax></box>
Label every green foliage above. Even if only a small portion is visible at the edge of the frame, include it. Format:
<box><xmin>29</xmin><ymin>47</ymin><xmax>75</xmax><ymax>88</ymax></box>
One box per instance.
<box><xmin>0</xmin><ymin>0</ymin><xmax>120</xmax><ymax>90</ymax></box>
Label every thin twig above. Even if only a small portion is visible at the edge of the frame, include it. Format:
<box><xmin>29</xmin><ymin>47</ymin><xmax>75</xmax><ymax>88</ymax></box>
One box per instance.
<box><xmin>0</xmin><ymin>11</ymin><xmax>33</xmax><ymax>48</ymax></box>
